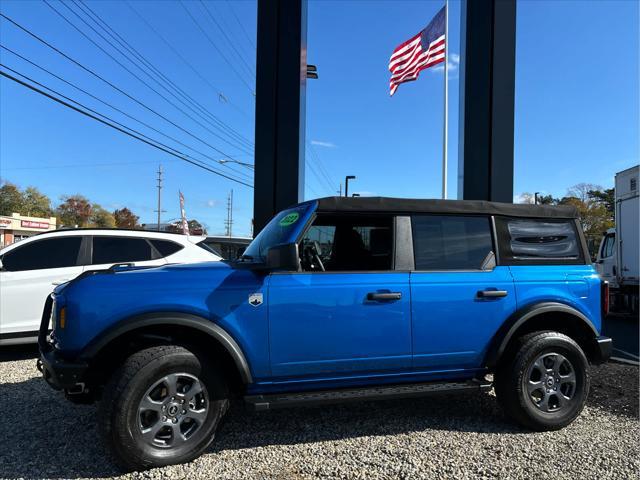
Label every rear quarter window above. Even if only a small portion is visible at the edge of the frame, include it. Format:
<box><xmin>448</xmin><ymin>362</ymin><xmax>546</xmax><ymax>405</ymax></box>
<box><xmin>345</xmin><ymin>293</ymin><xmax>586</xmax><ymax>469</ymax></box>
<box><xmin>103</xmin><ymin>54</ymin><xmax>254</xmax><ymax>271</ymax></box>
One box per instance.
<box><xmin>495</xmin><ymin>217</ymin><xmax>585</xmax><ymax>265</ymax></box>
<box><xmin>150</xmin><ymin>239</ymin><xmax>183</xmax><ymax>258</ymax></box>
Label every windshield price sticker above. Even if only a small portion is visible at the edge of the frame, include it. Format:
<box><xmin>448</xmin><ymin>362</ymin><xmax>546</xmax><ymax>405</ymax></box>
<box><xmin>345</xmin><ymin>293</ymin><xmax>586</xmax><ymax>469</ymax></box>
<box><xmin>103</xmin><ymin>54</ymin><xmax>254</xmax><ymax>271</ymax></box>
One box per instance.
<box><xmin>279</xmin><ymin>212</ymin><xmax>300</xmax><ymax>227</ymax></box>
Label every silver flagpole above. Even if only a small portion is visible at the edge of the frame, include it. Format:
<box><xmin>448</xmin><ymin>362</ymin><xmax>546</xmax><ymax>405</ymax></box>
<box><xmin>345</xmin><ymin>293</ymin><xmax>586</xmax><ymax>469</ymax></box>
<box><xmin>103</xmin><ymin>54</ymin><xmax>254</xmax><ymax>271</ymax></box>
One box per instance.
<box><xmin>442</xmin><ymin>0</ymin><xmax>449</xmax><ymax>199</ymax></box>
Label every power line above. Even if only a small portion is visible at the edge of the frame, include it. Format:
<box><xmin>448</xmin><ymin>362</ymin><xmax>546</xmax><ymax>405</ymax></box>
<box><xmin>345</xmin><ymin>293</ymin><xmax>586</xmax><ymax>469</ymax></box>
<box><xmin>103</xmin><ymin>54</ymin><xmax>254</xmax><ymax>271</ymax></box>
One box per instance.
<box><xmin>226</xmin><ymin>0</ymin><xmax>257</xmax><ymax>53</ymax></box>
<box><xmin>198</xmin><ymin>0</ymin><xmax>256</xmax><ymax>80</ymax></box>
<box><xmin>41</xmin><ymin>1</ymin><xmax>254</xmax><ymax>163</ymax></box>
<box><xmin>70</xmin><ymin>0</ymin><xmax>255</xmax><ymax>152</ymax></box>
<box><xmin>0</xmin><ymin>68</ymin><xmax>253</xmax><ymax>188</ymax></box>
<box><xmin>0</xmin><ymin>44</ymin><xmax>251</xmax><ymax>181</ymax></box>
<box><xmin>307</xmin><ymin>141</ymin><xmax>338</xmax><ymax>192</ymax></box>
<box><xmin>0</xmin><ymin>12</ymin><xmax>250</xmax><ymax>170</ymax></box>
<box><xmin>179</xmin><ymin>0</ymin><xmax>255</xmax><ymax>94</ymax></box>
<box><xmin>124</xmin><ymin>0</ymin><xmax>251</xmax><ymax>119</ymax></box>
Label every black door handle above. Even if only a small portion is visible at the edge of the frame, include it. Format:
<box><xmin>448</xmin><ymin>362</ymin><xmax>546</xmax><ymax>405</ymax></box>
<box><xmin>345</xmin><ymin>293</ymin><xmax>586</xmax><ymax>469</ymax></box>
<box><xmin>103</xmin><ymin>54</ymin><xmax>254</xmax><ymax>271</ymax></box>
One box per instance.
<box><xmin>367</xmin><ymin>292</ymin><xmax>402</xmax><ymax>301</ymax></box>
<box><xmin>477</xmin><ymin>289</ymin><xmax>508</xmax><ymax>298</ymax></box>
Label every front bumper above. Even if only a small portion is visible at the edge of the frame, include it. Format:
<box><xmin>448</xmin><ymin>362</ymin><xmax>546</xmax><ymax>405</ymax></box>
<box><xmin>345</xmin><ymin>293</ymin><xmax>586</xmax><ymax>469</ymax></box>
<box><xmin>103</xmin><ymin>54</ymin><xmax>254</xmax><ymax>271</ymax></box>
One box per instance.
<box><xmin>36</xmin><ymin>349</ymin><xmax>88</xmax><ymax>391</ymax></box>
<box><xmin>593</xmin><ymin>336</ymin><xmax>613</xmax><ymax>364</ymax></box>
<box><xmin>37</xmin><ymin>295</ymin><xmax>88</xmax><ymax>391</ymax></box>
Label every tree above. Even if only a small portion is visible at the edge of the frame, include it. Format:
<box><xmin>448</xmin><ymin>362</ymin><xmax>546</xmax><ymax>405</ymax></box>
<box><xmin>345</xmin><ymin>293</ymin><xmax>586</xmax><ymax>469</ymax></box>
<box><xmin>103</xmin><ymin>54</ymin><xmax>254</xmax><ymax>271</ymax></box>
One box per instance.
<box><xmin>187</xmin><ymin>219</ymin><xmax>207</xmax><ymax>235</ymax></box>
<box><xmin>0</xmin><ymin>182</ymin><xmax>53</xmax><ymax>217</ymax></box>
<box><xmin>560</xmin><ymin>184</ymin><xmax>613</xmax><ymax>236</ymax></box>
<box><xmin>22</xmin><ymin>187</ymin><xmax>53</xmax><ymax>217</ymax></box>
<box><xmin>89</xmin><ymin>204</ymin><xmax>116</xmax><ymax>228</ymax></box>
<box><xmin>113</xmin><ymin>208</ymin><xmax>139</xmax><ymax>229</ymax></box>
<box><xmin>0</xmin><ymin>182</ymin><xmax>23</xmax><ymax>215</ymax></box>
<box><xmin>588</xmin><ymin>188</ymin><xmax>614</xmax><ymax>215</ymax></box>
<box><xmin>56</xmin><ymin>195</ymin><xmax>92</xmax><ymax>227</ymax></box>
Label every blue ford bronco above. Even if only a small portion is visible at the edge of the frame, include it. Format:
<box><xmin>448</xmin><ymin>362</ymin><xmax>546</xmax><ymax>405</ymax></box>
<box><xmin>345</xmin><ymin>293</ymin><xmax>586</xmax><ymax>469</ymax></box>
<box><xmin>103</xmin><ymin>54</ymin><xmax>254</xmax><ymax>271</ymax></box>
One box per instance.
<box><xmin>38</xmin><ymin>197</ymin><xmax>612</xmax><ymax>470</ymax></box>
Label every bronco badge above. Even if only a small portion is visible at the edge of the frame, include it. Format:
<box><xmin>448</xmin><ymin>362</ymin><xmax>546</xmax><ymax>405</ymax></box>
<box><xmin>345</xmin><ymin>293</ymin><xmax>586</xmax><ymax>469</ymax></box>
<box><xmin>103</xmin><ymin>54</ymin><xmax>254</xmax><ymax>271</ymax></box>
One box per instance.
<box><xmin>248</xmin><ymin>293</ymin><xmax>263</xmax><ymax>307</ymax></box>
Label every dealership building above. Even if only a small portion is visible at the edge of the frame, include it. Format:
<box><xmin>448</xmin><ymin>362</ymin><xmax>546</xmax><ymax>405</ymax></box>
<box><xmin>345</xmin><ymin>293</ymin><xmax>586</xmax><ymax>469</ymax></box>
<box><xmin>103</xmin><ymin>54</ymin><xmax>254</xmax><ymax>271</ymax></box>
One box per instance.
<box><xmin>0</xmin><ymin>212</ymin><xmax>58</xmax><ymax>247</ymax></box>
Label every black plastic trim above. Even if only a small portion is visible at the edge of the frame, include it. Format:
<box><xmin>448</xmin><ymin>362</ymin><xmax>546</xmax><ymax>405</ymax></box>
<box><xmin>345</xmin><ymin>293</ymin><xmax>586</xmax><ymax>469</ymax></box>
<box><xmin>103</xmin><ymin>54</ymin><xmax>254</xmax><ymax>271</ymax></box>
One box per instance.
<box><xmin>593</xmin><ymin>336</ymin><xmax>612</xmax><ymax>364</ymax></box>
<box><xmin>485</xmin><ymin>302</ymin><xmax>599</xmax><ymax>368</ymax></box>
<box><xmin>79</xmin><ymin>312</ymin><xmax>253</xmax><ymax>384</ymax></box>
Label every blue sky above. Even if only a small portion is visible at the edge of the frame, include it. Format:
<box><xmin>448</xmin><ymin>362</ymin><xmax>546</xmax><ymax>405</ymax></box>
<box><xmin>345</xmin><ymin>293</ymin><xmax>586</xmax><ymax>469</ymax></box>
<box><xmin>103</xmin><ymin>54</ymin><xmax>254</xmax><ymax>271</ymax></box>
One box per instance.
<box><xmin>1</xmin><ymin>0</ymin><xmax>638</xmax><ymax>237</ymax></box>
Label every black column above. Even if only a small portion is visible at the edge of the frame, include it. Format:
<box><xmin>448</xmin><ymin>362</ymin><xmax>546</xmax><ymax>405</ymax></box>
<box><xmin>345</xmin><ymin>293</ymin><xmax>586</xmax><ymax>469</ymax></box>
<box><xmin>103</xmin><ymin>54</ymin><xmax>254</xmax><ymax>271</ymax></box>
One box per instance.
<box><xmin>458</xmin><ymin>0</ymin><xmax>516</xmax><ymax>203</ymax></box>
<box><xmin>253</xmin><ymin>0</ymin><xmax>307</xmax><ymax>234</ymax></box>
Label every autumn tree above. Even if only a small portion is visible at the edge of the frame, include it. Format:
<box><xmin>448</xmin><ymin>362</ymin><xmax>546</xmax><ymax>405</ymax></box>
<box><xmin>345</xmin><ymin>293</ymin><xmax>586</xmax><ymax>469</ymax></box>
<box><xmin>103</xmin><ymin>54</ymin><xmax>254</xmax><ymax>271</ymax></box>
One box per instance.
<box><xmin>0</xmin><ymin>182</ymin><xmax>52</xmax><ymax>217</ymax></box>
<box><xmin>22</xmin><ymin>187</ymin><xmax>53</xmax><ymax>217</ymax></box>
<box><xmin>56</xmin><ymin>195</ymin><xmax>92</xmax><ymax>227</ymax></box>
<box><xmin>89</xmin><ymin>204</ymin><xmax>116</xmax><ymax>228</ymax></box>
<box><xmin>113</xmin><ymin>208</ymin><xmax>139</xmax><ymax>229</ymax></box>
<box><xmin>0</xmin><ymin>183</ymin><xmax>23</xmax><ymax>215</ymax></box>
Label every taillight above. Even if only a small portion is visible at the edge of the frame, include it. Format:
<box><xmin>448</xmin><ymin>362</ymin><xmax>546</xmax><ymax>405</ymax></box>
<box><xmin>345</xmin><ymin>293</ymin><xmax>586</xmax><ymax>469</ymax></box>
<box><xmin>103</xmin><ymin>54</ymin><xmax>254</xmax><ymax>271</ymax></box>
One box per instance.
<box><xmin>601</xmin><ymin>280</ymin><xmax>609</xmax><ymax>317</ymax></box>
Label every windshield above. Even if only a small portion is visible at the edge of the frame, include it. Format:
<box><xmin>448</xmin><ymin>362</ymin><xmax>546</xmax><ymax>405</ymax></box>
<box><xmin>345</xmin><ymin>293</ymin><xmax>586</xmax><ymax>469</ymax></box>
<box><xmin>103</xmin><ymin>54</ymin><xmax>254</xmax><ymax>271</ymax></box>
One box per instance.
<box><xmin>242</xmin><ymin>203</ymin><xmax>315</xmax><ymax>261</ymax></box>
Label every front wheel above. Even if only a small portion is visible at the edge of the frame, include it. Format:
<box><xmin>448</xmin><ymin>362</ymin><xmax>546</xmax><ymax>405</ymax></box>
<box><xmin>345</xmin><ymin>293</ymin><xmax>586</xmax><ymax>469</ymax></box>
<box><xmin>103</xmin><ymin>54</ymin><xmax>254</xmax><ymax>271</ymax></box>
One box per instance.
<box><xmin>99</xmin><ymin>345</ymin><xmax>228</xmax><ymax>471</ymax></box>
<box><xmin>495</xmin><ymin>331</ymin><xmax>590</xmax><ymax>431</ymax></box>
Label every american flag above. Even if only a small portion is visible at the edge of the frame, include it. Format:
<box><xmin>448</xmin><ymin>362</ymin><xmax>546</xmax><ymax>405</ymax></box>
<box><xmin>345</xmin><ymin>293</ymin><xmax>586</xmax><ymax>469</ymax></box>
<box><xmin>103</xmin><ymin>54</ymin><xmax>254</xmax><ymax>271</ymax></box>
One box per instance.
<box><xmin>388</xmin><ymin>6</ymin><xmax>446</xmax><ymax>96</ymax></box>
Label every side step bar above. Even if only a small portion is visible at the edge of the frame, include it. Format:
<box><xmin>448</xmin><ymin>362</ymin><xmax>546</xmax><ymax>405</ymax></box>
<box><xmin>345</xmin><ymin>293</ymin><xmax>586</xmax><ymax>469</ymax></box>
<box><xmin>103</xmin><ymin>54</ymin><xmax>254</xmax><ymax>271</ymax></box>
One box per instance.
<box><xmin>245</xmin><ymin>379</ymin><xmax>492</xmax><ymax>412</ymax></box>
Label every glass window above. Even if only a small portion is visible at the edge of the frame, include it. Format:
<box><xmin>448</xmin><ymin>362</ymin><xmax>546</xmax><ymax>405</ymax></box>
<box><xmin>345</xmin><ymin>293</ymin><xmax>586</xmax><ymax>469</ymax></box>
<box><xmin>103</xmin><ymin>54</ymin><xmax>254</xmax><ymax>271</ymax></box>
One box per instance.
<box><xmin>504</xmin><ymin>219</ymin><xmax>580</xmax><ymax>259</ymax></box>
<box><xmin>150</xmin><ymin>239</ymin><xmax>183</xmax><ymax>258</ymax></box>
<box><xmin>243</xmin><ymin>204</ymin><xmax>312</xmax><ymax>262</ymax></box>
<box><xmin>412</xmin><ymin>215</ymin><xmax>493</xmax><ymax>270</ymax></box>
<box><xmin>92</xmin><ymin>237</ymin><xmax>153</xmax><ymax>264</ymax></box>
<box><xmin>602</xmin><ymin>234</ymin><xmax>615</xmax><ymax>258</ymax></box>
<box><xmin>299</xmin><ymin>216</ymin><xmax>393</xmax><ymax>271</ymax></box>
<box><xmin>1</xmin><ymin>236</ymin><xmax>82</xmax><ymax>271</ymax></box>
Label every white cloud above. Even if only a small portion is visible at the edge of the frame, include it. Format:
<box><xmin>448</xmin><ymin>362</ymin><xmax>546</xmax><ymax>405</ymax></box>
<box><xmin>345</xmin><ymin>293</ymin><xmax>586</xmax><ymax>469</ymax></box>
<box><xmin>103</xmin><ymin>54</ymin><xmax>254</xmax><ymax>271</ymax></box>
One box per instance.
<box><xmin>205</xmin><ymin>199</ymin><xmax>220</xmax><ymax>208</ymax></box>
<box><xmin>433</xmin><ymin>53</ymin><xmax>460</xmax><ymax>74</ymax></box>
<box><xmin>310</xmin><ymin>140</ymin><xmax>337</xmax><ymax>148</ymax></box>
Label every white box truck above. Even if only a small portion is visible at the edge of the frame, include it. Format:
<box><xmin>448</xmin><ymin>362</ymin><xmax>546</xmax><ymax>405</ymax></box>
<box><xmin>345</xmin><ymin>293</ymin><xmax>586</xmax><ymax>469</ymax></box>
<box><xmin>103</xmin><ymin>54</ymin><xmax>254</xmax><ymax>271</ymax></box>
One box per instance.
<box><xmin>596</xmin><ymin>165</ymin><xmax>639</xmax><ymax>314</ymax></box>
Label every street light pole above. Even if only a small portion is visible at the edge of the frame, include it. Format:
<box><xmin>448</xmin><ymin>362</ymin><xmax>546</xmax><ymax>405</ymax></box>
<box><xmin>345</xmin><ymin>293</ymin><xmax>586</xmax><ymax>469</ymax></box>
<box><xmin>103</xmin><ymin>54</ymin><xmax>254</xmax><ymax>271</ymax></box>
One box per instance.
<box><xmin>345</xmin><ymin>175</ymin><xmax>355</xmax><ymax>197</ymax></box>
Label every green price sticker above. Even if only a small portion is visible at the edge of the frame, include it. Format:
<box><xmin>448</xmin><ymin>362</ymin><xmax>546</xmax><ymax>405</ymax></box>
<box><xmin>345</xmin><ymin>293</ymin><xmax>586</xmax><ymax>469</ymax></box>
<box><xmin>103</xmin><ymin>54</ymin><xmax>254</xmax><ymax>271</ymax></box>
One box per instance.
<box><xmin>279</xmin><ymin>212</ymin><xmax>300</xmax><ymax>227</ymax></box>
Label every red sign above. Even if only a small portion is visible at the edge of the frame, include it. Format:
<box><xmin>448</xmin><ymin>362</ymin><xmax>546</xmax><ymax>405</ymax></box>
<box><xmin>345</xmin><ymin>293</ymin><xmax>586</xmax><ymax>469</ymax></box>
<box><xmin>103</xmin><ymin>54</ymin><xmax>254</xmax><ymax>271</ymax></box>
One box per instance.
<box><xmin>0</xmin><ymin>218</ymin><xmax>11</xmax><ymax>228</ymax></box>
<box><xmin>21</xmin><ymin>220</ymin><xmax>49</xmax><ymax>229</ymax></box>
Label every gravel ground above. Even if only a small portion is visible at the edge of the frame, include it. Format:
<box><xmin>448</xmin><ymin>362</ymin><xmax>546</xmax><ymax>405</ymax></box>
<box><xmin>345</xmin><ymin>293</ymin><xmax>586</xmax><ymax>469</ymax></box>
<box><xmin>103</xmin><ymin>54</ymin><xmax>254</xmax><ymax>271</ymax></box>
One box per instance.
<box><xmin>0</xmin><ymin>351</ymin><xmax>637</xmax><ymax>480</ymax></box>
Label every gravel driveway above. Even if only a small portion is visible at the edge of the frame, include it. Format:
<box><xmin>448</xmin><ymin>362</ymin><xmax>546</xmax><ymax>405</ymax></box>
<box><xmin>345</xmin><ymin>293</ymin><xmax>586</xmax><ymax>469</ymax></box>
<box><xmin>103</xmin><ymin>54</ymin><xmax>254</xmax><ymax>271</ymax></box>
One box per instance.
<box><xmin>0</xmin><ymin>351</ymin><xmax>637</xmax><ymax>480</ymax></box>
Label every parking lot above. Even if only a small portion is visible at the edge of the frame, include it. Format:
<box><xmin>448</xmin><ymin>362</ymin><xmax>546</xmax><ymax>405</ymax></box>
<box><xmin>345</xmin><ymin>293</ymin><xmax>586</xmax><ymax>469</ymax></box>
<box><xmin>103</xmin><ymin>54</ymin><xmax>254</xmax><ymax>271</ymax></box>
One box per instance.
<box><xmin>0</xmin><ymin>347</ymin><xmax>637</xmax><ymax>480</ymax></box>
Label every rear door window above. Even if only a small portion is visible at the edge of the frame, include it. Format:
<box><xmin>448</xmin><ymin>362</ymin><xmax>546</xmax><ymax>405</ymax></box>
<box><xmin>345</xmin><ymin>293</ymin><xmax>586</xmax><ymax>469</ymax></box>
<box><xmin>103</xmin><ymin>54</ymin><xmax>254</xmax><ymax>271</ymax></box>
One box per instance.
<box><xmin>92</xmin><ymin>237</ymin><xmax>154</xmax><ymax>264</ymax></box>
<box><xmin>495</xmin><ymin>217</ymin><xmax>584</xmax><ymax>264</ymax></box>
<box><xmin>1</xmin><ymin>236</ymin><xmax>82</xmax><ymax>271</ymax></box>
<box><xmin>150</xmin><ymin>239</ymin><xmax>183</xmax><ymax>258</ymax></box>
<box><xmin>411</xmin><ymin>215</ymin><xmax>493</xmax><ymax>270</ymax></box>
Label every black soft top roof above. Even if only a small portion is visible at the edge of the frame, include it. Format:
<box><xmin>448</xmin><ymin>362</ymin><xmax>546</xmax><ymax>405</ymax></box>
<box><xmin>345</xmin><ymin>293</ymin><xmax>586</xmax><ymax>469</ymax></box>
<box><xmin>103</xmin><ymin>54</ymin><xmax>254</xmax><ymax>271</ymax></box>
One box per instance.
<box><xmin>314</xmin><ymin>197</ymin><xmax>578</xmax><ymax>219</ymax></box>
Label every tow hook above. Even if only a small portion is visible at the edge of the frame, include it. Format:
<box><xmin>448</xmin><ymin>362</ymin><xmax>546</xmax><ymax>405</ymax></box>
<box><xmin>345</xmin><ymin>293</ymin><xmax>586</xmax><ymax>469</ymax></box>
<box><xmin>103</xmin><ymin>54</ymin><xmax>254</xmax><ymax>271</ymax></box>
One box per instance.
<box><xmin>65</xmin><ymin>382</ymin><xmax>86</xmax><ymax>395</ymax></box>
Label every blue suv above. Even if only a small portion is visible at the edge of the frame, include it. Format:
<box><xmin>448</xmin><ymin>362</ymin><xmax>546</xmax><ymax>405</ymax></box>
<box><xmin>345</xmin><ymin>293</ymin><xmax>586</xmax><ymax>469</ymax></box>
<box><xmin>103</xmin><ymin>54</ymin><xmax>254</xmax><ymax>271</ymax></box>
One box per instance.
<box><xmin>38</xmin><ymin>197</ymin><xmax>612</xmax><ymax>470</ymax></box>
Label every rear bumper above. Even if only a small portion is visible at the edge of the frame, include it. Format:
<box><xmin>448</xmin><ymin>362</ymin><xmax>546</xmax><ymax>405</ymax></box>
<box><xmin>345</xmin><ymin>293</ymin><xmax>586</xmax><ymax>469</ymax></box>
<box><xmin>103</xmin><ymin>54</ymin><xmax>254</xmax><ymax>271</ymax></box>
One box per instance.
<box><xmin>593</xmin><ymin>336</ymin><xmax>613</xmax><ymax>364</ymax></box>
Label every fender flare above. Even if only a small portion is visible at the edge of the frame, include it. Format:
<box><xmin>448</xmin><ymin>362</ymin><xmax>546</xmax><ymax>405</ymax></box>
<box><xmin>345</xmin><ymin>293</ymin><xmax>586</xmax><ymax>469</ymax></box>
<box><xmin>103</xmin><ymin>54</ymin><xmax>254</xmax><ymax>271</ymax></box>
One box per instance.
<box><xmin>79</xmin><ymin>312</ymin><xmax>253</xmax><ymax>384</ymax></box>
<box><xmin>484</xmin><ymin>302</ymin><xmax>599</xmax><ymax>368</ymax></box>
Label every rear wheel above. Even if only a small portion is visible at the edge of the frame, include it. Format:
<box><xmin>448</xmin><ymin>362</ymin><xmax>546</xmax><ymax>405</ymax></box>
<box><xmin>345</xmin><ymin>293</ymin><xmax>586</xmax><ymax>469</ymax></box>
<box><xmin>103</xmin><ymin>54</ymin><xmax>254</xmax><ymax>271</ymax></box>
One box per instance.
<box><xmin>495</xmin><ymin>331</ymin><xmax>589</xmax><ymax>431</ymax></box>
<box><xmin>99</xmin><ymin>345</ymin><xmax>228</xmax><ymax>471</ymax></box>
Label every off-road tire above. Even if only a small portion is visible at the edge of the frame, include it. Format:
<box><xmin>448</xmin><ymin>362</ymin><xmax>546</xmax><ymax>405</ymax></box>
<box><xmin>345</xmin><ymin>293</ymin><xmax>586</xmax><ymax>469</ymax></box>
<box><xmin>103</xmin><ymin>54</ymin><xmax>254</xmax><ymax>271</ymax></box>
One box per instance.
<box><xmin>98</xmin><ymin>345</ymin><xmax>228</xmax><ymax>471</ymax></box>
<box><xmin>495</xmin><ymin>331</ymin><xmax>590</xmax><ymax>431</ymax></box>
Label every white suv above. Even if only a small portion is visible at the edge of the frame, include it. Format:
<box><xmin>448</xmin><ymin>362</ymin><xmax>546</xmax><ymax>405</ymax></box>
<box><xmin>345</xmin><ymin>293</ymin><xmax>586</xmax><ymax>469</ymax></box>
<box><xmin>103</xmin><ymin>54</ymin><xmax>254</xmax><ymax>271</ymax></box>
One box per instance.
<box><xmin>0</xmin><ymin>229</ymin><xmax>221</xmax><ymax>345</ymax></box>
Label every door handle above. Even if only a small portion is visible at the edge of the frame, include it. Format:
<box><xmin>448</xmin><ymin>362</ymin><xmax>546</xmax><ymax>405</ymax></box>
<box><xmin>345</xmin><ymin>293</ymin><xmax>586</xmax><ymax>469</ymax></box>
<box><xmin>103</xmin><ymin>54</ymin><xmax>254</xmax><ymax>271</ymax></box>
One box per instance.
<box><xmin>52</xmin><ymin>279</ymin><xmax>70</xmax><ymax>286</ymax></box>
<box><xmin>477</xmin><ymin>289</ymin><xmax>508</xmax><ymax>298</ymax></box>
<box><xmin>367</xmin><ymin>292</ymin><xmax>402</xmax><ymax>301</ymax></box>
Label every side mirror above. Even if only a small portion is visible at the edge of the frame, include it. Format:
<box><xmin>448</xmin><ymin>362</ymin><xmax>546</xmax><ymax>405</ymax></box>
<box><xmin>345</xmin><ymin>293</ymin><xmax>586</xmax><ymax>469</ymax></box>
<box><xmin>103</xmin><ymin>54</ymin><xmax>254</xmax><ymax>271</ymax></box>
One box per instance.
<box><xmin>266</xmin><ymin>243</ymin><xmax>300</xmax><ymax>271</ymax></box>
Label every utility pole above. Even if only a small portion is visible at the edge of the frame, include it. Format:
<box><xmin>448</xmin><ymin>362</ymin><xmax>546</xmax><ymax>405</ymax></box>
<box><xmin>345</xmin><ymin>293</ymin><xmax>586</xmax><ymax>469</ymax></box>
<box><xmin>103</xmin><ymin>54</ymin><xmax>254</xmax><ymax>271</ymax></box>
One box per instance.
<box><xmin>338</xmin><ymin>183</ymin><xmax>342</xmax><ymax>197</ymax></box>
<box><xmin>154</xmin><ymin>165</ymin><xmax>166</xmax><ymax>231</ymax></box>
<box><xmin>534</xmin><ymin>192</ymin><xmax>540</xmax><ymax>205</ymax></box>
<box><xmin>225</xmin><ymin>189</ymin><xmax>234</xmax><ymax>237</ymax></box>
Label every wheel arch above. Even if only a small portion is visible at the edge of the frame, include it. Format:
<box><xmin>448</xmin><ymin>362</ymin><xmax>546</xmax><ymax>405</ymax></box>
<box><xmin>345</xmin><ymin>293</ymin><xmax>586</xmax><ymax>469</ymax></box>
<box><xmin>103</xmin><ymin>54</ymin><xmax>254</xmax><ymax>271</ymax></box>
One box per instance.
<box><xmin>80</xmin><ymin>312</ymin><xmax>252</xmax><ymax>392</ymax></box>
<box><xmin>485</xmin><ymin>302</ymin><xmax>600</xmax><ymax>369</ymax></box>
